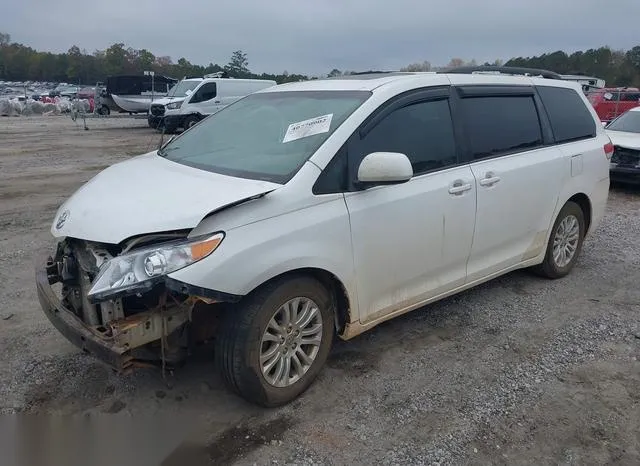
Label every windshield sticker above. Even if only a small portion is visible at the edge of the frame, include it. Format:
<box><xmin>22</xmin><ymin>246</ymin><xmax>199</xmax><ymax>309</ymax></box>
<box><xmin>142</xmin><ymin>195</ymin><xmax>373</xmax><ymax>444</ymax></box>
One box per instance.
<box><xmin>282</xmin><ymin>114</ymin><xmax>333</xmax><ymax>143</ymax></box>
<box><xmin>185</xmin><ymin>89</ymin><xmax>193</xmax><ymax>95</ymax></box>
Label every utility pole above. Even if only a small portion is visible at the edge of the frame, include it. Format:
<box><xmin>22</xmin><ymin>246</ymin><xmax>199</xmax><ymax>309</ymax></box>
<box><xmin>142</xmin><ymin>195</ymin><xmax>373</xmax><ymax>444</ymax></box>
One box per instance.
<box><xmin>144</xmin><ymin>70</ymin><xmax>155</xmax><ymax>102</ymax></box>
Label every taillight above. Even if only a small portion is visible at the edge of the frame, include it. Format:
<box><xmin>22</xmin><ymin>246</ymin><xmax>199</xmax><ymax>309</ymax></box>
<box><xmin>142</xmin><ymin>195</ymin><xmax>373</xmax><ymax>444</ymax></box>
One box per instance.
<box><xmin>604</xmin><ymin>141</ymin><xmax>614</xmax><ymax>160</ymax></box>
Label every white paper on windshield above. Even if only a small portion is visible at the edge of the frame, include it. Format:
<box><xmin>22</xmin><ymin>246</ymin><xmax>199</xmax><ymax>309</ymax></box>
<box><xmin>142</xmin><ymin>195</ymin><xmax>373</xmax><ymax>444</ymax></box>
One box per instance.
<box><xmin>282</xmin><ymin>114</ymin><xmax>333</xmax><ymax>143</ymax></box>
<box><xmin>185</xmin><ymin>89</ymin><xmax>193</xmax><ymax>95</ymax></box>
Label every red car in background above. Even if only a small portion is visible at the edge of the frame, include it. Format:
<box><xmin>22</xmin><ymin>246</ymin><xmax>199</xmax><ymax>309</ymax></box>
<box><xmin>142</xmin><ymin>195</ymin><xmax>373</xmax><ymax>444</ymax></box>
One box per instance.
<box><xmin>587</xmin><ymin>87</ymin><xmax>640</xmax><ymax>123</ymax></box>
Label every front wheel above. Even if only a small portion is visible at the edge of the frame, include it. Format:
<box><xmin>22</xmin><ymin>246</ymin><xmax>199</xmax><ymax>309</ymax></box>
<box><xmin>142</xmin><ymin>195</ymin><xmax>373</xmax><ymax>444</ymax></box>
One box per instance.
<box><xmin>534</xmin><ymin>201</ymin><xmax>585</xmax><ymax>279</ymax></box>
<box><xmin>182</xmin><ymin>114</ymin><xmax>200</xmax><ymax>130</ymax></box>
<box><xmin>215</xmin><ymin>276</ymin><xmax>335</xmax><ymax>407</ymax></box>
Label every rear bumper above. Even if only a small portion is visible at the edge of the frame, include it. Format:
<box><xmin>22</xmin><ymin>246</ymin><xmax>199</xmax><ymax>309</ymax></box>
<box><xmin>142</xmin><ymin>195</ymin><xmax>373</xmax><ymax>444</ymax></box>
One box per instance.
<box><xmin>35</xmin><ymin>264</ymin><xmax>132</xmax><ymax>371</ymax></box>
<box><xmin>610</xmin><ymin>166</ymin><xmax>640</xmax><ymax>184</ymax></box>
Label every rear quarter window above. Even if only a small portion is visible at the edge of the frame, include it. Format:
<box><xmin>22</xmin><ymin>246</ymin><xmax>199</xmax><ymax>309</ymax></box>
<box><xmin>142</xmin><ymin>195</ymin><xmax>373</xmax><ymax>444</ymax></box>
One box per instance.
<box><xmin>538</xmin><ymin>86</ymin><xmax>596</xmax><ymax>143</ymax></box>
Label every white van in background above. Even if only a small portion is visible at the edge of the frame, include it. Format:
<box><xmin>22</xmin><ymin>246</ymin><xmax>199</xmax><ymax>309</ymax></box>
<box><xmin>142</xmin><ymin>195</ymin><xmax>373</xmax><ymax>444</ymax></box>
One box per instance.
<box><xmin>149</xmin><ymin>74</ymin><xmax>276</xmax><ymax>132</ymax></box>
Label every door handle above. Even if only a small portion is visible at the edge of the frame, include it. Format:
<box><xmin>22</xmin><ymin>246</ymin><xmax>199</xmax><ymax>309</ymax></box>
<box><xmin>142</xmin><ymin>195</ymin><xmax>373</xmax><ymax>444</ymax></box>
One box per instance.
<box><xmin>214</xmin><ymin>100</ymin><xmax>221</xmax><ymax>103</ymax></box>
<box><xmin>479</xmin><ymin>174</ymin><xmax>501</xmax><ymax>187</ymax></box>
<box><xmin>448</xmin><ymin>181</ymin><xmax>472</xmax><ymax>195</ymax></box>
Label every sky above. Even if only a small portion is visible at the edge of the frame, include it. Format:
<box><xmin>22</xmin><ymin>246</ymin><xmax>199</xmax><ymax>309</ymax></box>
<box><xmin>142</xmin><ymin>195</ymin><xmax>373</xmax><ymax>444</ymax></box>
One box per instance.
<box><xmin>2</xmin><ymin>0</ymin><xmax>640</xmax><ymax>76</ymax></box>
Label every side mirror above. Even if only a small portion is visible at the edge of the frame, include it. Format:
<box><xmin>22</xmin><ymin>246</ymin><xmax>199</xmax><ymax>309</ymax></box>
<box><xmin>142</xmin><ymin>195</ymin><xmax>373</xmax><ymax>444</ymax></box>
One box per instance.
<box><xmin>357</xmin><ymin>152</ymin><xmax>413</xmax><ymax>186</ymax></box>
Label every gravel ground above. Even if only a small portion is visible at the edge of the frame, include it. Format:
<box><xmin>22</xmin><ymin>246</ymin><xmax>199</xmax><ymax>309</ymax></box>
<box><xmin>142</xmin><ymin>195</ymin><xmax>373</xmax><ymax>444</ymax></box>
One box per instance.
<box><xmin>1</xmin><ymin>117</ymin><xmax>639</xmax><ymax>465</ymax></box>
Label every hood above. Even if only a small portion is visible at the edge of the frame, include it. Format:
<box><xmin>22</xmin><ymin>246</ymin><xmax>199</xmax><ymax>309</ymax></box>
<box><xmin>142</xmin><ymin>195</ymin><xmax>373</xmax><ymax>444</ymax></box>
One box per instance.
<box><xmin>606</xmin><ymin>130</ymin><xmax>640</xmax><ymax>150</ymax></box>
<box><xmin>52</xmin><ymin>152</ymin><xmax>280</xmax><ymax>244</ymax></box>
<box><xmin>150</xmin><ymin>96</ymin><xmax>185</xmax><ymax>106</ymax></box>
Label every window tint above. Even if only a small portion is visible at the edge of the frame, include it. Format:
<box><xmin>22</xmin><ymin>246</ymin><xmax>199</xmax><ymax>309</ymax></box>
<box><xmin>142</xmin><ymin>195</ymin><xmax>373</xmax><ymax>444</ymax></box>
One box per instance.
<box><xmin>537</xmin><ymin>86</ymin><xmax>596</xmax><ymax>143</ymax></box>
<box><xmin>461</xmin><ymin>96</ymin><xmax>543</xmax><ymax>159</ymax></box>
<box><xmin>313</xmin><ymin>146</ymin><xmax>348</xmax><ymax>194</ymax></box>
<box><xmin>360</xmin><ymin>99</ymin><xmax>457</xmax><ymax>175</ymax></box>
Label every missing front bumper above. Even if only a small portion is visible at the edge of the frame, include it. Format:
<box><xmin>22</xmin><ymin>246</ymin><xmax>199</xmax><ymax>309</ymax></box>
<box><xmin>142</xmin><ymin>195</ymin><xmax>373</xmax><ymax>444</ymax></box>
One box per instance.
<box><xmin>35</xmin><ymin>258</ymin><xmax>190</xmax><ymax>372</ymax></box>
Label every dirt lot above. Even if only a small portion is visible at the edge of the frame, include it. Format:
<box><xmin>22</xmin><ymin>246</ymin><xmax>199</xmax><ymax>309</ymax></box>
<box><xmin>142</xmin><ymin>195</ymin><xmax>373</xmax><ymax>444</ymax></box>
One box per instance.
<box><xmin>1</xmin><ymin>116</ymin><xmax>639</xmax><ymax>465</ymax></box>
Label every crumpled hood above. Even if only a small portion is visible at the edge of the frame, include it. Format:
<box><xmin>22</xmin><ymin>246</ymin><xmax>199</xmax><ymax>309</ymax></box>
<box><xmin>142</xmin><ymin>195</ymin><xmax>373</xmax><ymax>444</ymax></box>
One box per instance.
<box><xmin>52</xmin><ymin>152</ymin><xmax>280</xmax><ymax>244</ymax></box>
<box><xmin>606</xmin><ymin>130</ymin><xmax>640</xmax><ymax>150</ymax></box>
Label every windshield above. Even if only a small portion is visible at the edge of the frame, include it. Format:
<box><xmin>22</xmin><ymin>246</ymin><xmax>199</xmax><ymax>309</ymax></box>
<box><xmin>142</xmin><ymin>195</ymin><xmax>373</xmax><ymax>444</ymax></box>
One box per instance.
<box><xmin>607</xmin><ymin>111</ymin><xmax>640</xmax><ymax>133</ymax></box>
<box><xmin>159</xmin><ymin>90</ymin><xmax>371</xmax><ymax>183</ymax></box>
<box><xmin>167</xmin><ymin>80</ymin><xmax>201</xmax><ymax>97</ymax></box>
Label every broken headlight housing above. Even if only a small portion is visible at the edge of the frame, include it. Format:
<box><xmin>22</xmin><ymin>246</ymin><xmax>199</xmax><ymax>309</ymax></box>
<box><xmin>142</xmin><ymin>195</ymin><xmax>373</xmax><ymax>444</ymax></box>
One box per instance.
<box><xmin>87</xmin><ymin>232</ymin><xmax>224</xmax><ymax>302</ymax></box>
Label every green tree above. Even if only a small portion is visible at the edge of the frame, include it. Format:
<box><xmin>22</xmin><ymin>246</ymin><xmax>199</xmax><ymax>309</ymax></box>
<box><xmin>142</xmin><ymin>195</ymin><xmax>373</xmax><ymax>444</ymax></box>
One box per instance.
<box><xmin>225</xmin><ymin>50</ymin><xmax>250</xmax><ymax>77</ymax></box>
<box><xmin>626</xmin><ymin>46</ymin><xmax>640</xmax><ymax>70</ymax></box>
<box><xmin>400</xmin><ymin>61</ymin><xmax>431</xmax><ymax>72</ymax></box>
<box><xmin>138</xmin><ymin>49</ymin><xmax>155</xmax><ymax>71</ymax></box>
<box><xmin>104</xmin><ymin>42</ymin><xmax>127</xmax><ymax>75</ymax></box>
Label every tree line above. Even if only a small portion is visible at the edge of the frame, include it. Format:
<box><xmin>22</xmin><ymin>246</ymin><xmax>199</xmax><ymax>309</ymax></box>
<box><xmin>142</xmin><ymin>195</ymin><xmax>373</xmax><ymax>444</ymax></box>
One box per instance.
<box><xmin>0</xmin><ymin>34</ymin><xmax>307</xmax><ymax>85</ymax></box>
<box><xmin>1</xmin><ymin>32</ymin><xmax>639</xmax><ymax>88</ymax></box>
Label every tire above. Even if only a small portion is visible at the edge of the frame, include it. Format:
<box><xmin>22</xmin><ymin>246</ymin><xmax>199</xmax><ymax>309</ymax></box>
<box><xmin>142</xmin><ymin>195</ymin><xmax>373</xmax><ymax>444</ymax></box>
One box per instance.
<box><xmin>534</xmin><ymin>201</ymin><xmax>585</xmax><ymax>279</ymax></box>
<box><xmin>98</xmin><ymin>105</ymin><xmax>110</xmax><ymax>116</ymax></box>
<box><xmin>215</xmin><ymin>275</ymin><xmax>335</xmax><ymax>407</ymax></box>
<box><xmin>183</xmin><ymin>114</ymin><xmax>200</xmax><ymax>130</ymax></box>
<box><xmin>160</xmin><ymin>123</ymin><xmax>177</xmax><ymax>134</ymax></box>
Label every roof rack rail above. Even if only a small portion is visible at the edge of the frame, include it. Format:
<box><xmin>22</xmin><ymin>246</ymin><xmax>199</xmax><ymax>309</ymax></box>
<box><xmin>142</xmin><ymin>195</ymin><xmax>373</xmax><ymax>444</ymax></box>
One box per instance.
<box><xmin>204</xmin><ymin>71</ymin><xmax>229</xmax><ymax>79</ymax></box>
<box><xmin>441</xmin><ymin>65</ymin><xmax>563</xmax><ymax>80</ymax></box>
<box><xmin>349</xmin><ymin>70</ymin><xmax>393</xmax><ymax>75</ymax></box>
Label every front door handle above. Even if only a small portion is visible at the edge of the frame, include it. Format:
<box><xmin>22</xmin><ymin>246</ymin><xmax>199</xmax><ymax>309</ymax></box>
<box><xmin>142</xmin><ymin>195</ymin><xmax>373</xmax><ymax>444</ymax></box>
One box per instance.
<box><xmin>479</xmin><ymin>173</ymin><xmax>501</xmax><ymax>187</ymax></box>
<box><xmin>448</xmin><ymin>180</ymin><xmax>472</xmax><ymax>195</ymax></box>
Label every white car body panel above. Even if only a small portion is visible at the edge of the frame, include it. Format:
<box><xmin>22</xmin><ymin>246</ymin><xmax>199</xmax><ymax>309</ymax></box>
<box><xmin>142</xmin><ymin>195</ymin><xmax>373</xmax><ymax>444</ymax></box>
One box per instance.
<box><xmin>606</xmin><ymin>130</ymin><xmax>640</xmax><ymax>150</ymax></box>
<box><xmin>149</xmin><ymin>96</ymin><xmax>186</xmax><ymax>108</ymax></box>
<box><xmin>466</xmin><ymin>146</ymin><xmax>566</xmax><ymax>281</ymax></box>
<box><xmin>169</xmin><ymin>162</ymin><xmax>359</xmax><ymax>315</ymax></box>
<box><xmin>344</xmin><ymin>165</ymin><xmax>476</xmax><ymax>323</ymax></box>
<box><xmin>52</xmin><ymin>153</ymin><xmax>280</xmax><ymax>244</ymax></box>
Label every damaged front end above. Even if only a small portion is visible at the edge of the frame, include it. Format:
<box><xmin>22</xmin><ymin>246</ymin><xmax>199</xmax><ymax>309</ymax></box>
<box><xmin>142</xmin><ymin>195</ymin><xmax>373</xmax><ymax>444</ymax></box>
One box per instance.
<box><xmin>36</xmin><ymin>233</ymin><xmax>239</xmax><ymax>372</ymax></box>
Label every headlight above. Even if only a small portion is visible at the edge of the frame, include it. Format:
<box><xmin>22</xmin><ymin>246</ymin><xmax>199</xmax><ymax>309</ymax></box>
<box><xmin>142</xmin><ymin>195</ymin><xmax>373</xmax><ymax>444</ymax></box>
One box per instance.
<box><xmin>166</xmin><ymin>101</ymin><xmax>182</xmax><ymax>110</ymax></box>
<box><xmin>87</xmin><ymin>233</ymin><xmax>224</xmax><ymax>302</ymax></box>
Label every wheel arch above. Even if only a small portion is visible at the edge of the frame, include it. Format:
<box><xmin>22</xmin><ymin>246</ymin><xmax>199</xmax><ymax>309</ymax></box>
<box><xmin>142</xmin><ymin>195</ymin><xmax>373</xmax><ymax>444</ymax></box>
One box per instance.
<box><xmin>566</xmin><ymin>192</ymin><xmax>592</xmax><ymax>235</ymax></box>
<box><xmin>244</xmin><ymin>267</ymin><xmax>353</xmax><ymax>337</ymax></box>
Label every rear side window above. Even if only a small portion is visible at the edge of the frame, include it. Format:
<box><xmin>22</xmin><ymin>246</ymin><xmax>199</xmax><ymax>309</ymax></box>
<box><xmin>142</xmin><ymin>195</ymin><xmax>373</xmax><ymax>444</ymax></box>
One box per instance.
<box><xmin>461</xmin><ymin>96</ymin><xmax>543</xmax><ymax>159</ymax></box>
<box><xmin>537</xmin><ymin>86</ymin><xmax>596</xmax><ymax>143</ymax></box>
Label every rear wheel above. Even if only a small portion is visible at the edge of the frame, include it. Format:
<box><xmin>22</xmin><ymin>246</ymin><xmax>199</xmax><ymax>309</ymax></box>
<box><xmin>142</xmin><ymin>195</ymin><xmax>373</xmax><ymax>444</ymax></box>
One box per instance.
<box><xmin>215</xmin><ymin>275</ymin><xmax>334</xmax><ymax>407</ymax></box>
<box><xmin>534</xmin><ymin>201</ymin><xmax>585</xmax><ymax>279</ymax></box>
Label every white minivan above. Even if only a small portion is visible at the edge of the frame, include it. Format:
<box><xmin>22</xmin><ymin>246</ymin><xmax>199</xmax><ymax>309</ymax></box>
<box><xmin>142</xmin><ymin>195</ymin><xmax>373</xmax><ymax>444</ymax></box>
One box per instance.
<box><xmin>149</xmin><ymin>75</ymin><xmax>276</xmax><ymax>132</ymax></box>
<box><xmin>38</xmin><ymin>69</ymin><xmax>610</xmax><ymax>407</ymax></box>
